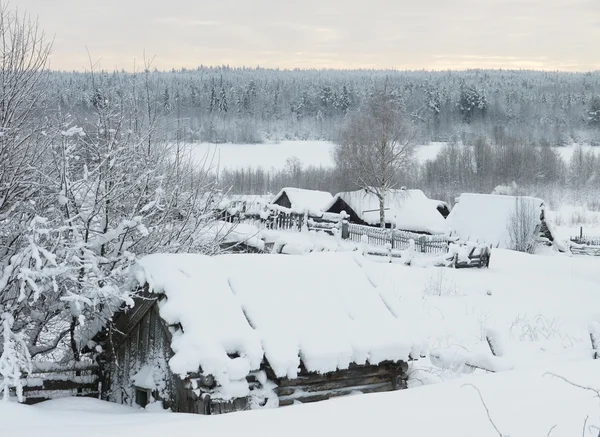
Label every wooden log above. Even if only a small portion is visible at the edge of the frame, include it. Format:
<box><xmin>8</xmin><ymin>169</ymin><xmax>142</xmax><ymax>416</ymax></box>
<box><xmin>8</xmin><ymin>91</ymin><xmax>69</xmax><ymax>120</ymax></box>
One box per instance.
<box><xmin>275</xmin><ymin>374</ymin><xmax>393</xmax><ymax>396</ymax></box>
<box><xmin>275</xmin><ymin>362</ymin><xmax>405</xmax><ymax>387</ymax></box>
<box><xmin>278</xmin><ymin>382</ymin><xmax>394</xmax><ymax>406</ymax></box>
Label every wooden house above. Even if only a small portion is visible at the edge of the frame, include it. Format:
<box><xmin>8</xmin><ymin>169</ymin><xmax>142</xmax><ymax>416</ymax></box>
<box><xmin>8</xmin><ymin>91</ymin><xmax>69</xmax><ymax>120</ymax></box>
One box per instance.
<box><xmin>99</xmin><ymin>253</ymin><xmax>414</xmax><ymax>414</ymax></box>
<box><xmin>270</xmin><ymin>188</ymin><xmax>333</xmax><ymax>213</ymax></box>
<box><xmin>324</xmin><ymin>188</ymin><xmax>449</xmax><ymax>235</ymax></box>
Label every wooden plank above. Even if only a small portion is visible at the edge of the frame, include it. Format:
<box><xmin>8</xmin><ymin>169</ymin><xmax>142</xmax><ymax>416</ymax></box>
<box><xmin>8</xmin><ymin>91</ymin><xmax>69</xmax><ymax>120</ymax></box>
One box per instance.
<box><xmin>138</xmin><ymin>310</ymin><xmax>151</xmax><ymax>363</ymax></box>
<box><xmin>23</xmin><ymin>392</ymin><xmax>100</xmax><ymax>405</ymax></box>
<box><xmin>29</xmin><ymin>363</ymin><xmax>99</xmax><ymax>374</ymax></box>
<box><xmin>22</xmin><ymin>380</ymin><xmax>99</xmax><ymax>392</ymax></box>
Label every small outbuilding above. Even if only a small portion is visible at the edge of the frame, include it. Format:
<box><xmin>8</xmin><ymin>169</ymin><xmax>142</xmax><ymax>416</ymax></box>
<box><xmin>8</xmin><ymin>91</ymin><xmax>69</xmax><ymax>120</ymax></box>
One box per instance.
<box><xmin>100</xmin><ymin>253</ymin><xmax>414</xmax><ymax>414</ymax></box>
<box><xmin>270</xmin><ymin>188</ymin><xmax>333</xmax><ymax>213</ymax></box>
<box><xmin>445</xmin><ymin>193</ymin><xmax>557</xmax><ymax>249</ymax></box>
<box><xmin>324</xmin><ymin>188</ymin><xmax>449</xmax><ymax>235</ymax></box>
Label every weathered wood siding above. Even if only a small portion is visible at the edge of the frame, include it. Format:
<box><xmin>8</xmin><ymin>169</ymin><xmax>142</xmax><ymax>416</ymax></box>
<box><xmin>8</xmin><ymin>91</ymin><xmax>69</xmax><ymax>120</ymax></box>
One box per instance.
<box><xmin>268</xmin><ymin>361</ymin><xmax>408</xmax><ymax>407</ymax></box>
<box><xmin>272</xmin><ymin>192</ymin><xmax>292</xmax><ymax>208</ymax></box>
<box><xmin>103</xmin><ymin>299</ymin><xmax>207</xmax><ymax>413</ymax></box>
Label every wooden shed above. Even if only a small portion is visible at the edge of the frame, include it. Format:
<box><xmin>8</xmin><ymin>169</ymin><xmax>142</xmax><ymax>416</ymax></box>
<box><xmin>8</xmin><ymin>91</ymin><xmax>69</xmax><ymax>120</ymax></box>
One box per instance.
<box><xmin>270</xmin><ymin>187</ymin><xmax>333</xmax><ymax>212</ymax></box>
<box><xmin>98</xmin><ymin>253</ymin><xmax>414</xmax><ymax>414</ymax></box>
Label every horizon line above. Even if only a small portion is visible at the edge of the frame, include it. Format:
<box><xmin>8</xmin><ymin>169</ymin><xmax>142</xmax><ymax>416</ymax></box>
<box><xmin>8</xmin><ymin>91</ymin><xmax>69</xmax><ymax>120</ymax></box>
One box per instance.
<box><xmin>45</xmin><ymin>64</ymin><xmax>600</xmax><ymax>75</ymax></box>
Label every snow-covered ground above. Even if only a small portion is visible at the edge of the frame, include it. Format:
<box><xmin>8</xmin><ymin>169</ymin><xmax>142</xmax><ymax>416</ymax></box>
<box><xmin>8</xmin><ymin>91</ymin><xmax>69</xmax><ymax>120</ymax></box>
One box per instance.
<box><xmin>2</xmin><ymin>361</ymin><xmax>600</xmax><ymax>437</ymax></box>
<box><xmin>548</xmin><ymin>205</ymin><xmax>600</xmax><ymax>241</ymax></box>
<box><xmin>191</xmin><ymin>140</ymin><xmax>335</xmax><ymax>169</ymax></box>
<box><xmin>2</xmin><ymin>246</ymin><xmax>600</xmax><ymax>436</ymax></box>
<box><xmin>190</xmin><ymin>140</ymin><xmax>600</xmax><ymax>170</ymax></box>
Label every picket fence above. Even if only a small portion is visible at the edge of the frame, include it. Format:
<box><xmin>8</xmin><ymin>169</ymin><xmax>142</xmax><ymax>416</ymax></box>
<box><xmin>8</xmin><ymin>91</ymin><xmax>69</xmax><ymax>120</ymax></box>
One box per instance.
<box><xmin>230</xmin><ymin>210</ymin><xmax>451</xmax><ymax>254</ymax></box>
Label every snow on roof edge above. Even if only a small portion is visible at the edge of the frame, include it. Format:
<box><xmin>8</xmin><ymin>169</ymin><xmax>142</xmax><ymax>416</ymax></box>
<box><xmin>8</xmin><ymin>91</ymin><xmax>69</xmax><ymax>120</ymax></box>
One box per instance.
<box><xmin>130</xmin><ymin>253</ymin><xmax>415</xmax><ymax>399</ymax></box>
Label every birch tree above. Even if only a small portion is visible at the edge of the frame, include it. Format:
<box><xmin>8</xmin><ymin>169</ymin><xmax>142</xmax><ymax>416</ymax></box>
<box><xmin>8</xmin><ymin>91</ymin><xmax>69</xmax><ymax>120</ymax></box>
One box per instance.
<box><xmin>333</xmin><ymin>87</ymin><xmax>415</xmax><ymax>227</ymax></box>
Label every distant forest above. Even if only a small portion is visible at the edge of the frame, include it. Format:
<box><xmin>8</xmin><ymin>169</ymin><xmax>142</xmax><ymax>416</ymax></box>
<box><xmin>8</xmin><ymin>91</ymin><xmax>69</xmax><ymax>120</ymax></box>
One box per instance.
<box><xmin>50</xmin><ymin>67</ymin><xmax>600</xmax><ymax>145</ymax></box>
<box><xmin>47</xmin><ymin>67</ymin><xmax>600</xmax><ymax>208</ymax></box>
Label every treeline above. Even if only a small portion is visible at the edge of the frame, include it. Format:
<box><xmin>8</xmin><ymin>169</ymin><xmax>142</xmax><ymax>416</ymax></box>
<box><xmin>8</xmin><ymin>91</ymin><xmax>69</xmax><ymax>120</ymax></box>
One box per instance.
<box><xmin>218</xmin><ymin>138</ymin><xmax>600</xmax><ymax>210</ymax></box>
<box><xmin>48</xmin><ymin>67</ymin><xmax>600</xmax><ymax>145</ymax></box>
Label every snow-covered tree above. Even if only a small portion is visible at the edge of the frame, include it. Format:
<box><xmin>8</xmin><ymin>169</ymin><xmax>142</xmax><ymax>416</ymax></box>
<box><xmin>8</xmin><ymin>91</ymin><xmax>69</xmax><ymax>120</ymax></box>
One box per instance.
<box><xmin>0</xmin><ymin>313</ymin><xmax>32</xmax><ymax>402</ymax></box>
<box><xmin>334</xmin><ymin>86</ymin><xmax>416</xmax><ymax>227</ymax></box>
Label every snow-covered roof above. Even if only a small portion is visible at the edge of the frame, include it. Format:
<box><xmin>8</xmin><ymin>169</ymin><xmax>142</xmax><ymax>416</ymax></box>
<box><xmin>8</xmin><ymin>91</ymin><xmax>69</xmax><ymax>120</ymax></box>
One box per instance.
<box><xmin>271</xmin><ymin>187</ymin><xmax>333</xmax><ymax>213</ymax></box>
<box><xmin>132</xmin><ymin>253</ymin><xmax>413</xmax><ymax>399</ymax></box>
<box><xmin>445</xmin><ymin>193</ymin><xmax>545</xmax><ymax>248</ymax></box>
<box><xmin>324</xmin><ymin>189</ymin><xmax>448</xmax><ymax>234</ymax></box>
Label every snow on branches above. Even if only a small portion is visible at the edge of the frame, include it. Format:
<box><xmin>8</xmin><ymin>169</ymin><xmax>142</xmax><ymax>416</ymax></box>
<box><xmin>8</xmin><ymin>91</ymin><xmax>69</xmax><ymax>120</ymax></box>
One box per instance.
<box><xmin>0</xmin><ymin>313</ymin><xmax>32</xmax><ymax>402</ymax></box>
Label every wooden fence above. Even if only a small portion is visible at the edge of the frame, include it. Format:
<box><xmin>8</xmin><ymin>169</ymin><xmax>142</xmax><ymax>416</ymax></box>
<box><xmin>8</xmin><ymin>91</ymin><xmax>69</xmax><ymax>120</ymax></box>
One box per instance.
<box><xmin>2</xmin><ymin>361</ymin><xmax>101</xmax><ymax>404</ymax></box>
<box><xmin>570</xmin><ymin>235</ymin><xmax>600</xmax><ymax>246</ymax></box>
<box><xmin>347</xmin><ymin>223</ymin><xmax>450</xmax><ymax>254</ymax></box>
<box><xmin>229</xmin><ymin>209</ymin><xmax>451</xmax><ymax>254</ymax></box>
<box><xmin>570</xmin><ymin>231</ymin><xmax>600</xmax><ymax>256</ymax></box>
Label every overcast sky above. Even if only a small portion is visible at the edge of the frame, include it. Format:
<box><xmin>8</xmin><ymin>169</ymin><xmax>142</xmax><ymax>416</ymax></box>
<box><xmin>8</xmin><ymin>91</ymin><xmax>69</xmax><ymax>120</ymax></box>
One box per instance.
<box><xmin>18</xmin><ymin>0</ymin><xmax>600</xmax><ymax>71</ymax></box>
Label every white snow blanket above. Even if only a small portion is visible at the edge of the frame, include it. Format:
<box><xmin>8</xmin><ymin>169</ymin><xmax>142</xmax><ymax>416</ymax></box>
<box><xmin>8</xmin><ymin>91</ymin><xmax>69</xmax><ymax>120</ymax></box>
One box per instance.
<box><xmin>446</xmin><ymin>193</ymin><xmax>546</xmax><ymax>248</ymax></box>
<box><xmin>132</xmin><ymin>253</ymin><xmax>414</xmax><ymax>398</ymax></box>
<box><xmin>324</xmin><ymin>189</ymin><xmax>448</xmax><ymax>234</ymax></box>
<box><xmin>4</xmin><ymin>360</ymin><xmax>600</xmax><ymax>437</ymax></box>
<box><xmin>271</xmin><ymin>187</ymin><xmax>333</xmax><ymax>213</ymax></box>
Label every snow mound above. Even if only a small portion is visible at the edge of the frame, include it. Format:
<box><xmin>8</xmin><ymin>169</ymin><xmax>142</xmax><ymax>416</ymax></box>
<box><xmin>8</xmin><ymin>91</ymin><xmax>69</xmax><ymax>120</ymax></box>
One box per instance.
<box><xmin>325</xmin><ymin>189</ymin><xmax>448</xmax><ymax>234</ymax></box>
<box><xmin>446</xmin><ymin>193</ymin><xmax>545</xmax><ymax>248</ymax></box>
<box><xmin>132</xmin><ymin>253</ymin><xmax>414</xmax><ymax>397</ymax></box>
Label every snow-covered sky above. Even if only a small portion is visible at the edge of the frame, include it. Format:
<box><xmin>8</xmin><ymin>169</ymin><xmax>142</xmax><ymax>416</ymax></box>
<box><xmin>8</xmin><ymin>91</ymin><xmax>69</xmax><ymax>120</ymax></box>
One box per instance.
<box><xmin>19</xmin><ymin>0</ymin><xmax>600</xmax><ymax>71</ymax></box>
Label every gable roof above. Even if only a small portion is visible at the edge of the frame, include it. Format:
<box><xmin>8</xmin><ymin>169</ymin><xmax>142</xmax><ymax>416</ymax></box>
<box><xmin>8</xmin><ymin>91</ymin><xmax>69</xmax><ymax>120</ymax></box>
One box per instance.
<box><xmin>271</xmin><ymin>187</ymin><xmax>333</xmax><ymax>213</ymax></box>
<box><xmin>445</xmin><ymin>193</ymin><xmax>546</xmax><ymax>248</ymax></box>
<box><xmin>131</xmin><ymin>253</ymin><xmax>413</xmax><ymax>399</ymax></box>
<box><xmin>324</xmin><ymin>189</ymin><xmax>448</xmax><ymax>234</ymax></box>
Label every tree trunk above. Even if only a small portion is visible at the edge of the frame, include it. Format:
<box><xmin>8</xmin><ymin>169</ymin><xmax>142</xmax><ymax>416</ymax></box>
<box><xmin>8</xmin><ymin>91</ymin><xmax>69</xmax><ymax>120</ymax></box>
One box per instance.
<box><xmin>69</xmin><ymin>317</ymin><xmax>80</xmax><ymax>362</ymax></box>
<box><xmin>379</xmin><ymin>194</ymin><xmax>385</xmax><ymax>228</ymax></box>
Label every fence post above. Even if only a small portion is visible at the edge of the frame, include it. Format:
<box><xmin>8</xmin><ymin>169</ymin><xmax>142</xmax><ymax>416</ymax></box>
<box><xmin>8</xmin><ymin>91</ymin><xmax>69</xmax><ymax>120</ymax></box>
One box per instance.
<box><xmin>581</xmin><ymin>226</ymin><xmax>583</xmax><ymax>240</ymax></box>
<box><xmin>341</xmin><ymin>220</ymin><xmax>349</xmax><ymax>240</ymax></box>
<box><xmin>389</xmin><ymin>229</ymin><xmax>395</xmax><ymax>250</ymax></box>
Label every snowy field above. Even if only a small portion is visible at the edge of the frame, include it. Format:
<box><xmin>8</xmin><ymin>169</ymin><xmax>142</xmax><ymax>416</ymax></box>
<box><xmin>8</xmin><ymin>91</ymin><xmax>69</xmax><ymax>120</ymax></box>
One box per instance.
<box><xmin>190</xmin><ymin>140</ymin><xmax>600</xmax><ymax>170</ymax></box>
<box><xmin>548</xmin><ymin>205</ymin><xmax>600</xmax><ymax>240</ymax></box>
<box><xmin>2</xmin><ymin>247</ymin><xmax>600</xmax><ymax>436</ymax></box>
<box><xmin>191</xmin><ymin>140</ymin><xmax>335</xmax><ymax>169</ymax></box>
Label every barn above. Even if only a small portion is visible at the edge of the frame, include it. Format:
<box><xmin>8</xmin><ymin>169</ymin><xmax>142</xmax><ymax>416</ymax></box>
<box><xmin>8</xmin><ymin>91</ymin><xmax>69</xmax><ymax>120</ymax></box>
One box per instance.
<box><xmin>445</xmin><ymin>193</ymin><xmax>558</xmax><ymax>249</ymax></box>
<box><xmin>324</xmin><ymin>188</ymin><xmax>449</xmax><ymax>235</ymax></box>
<box><xmin>270</xmin><ymin>187</ymin><xmax>333</xmax><ymax>213</ymax></box>
<box><xmin>99</xmin><ymin>253</ymin><xmax>414</xmax><ymax>414</ymax></box>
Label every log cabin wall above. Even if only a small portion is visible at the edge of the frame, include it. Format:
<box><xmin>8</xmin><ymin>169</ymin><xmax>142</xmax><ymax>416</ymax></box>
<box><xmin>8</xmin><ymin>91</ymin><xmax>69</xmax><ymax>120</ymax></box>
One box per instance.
<box><xmin>269</xmin><ymin>361</ymin><xmax>408</xmax><ymax>407</ymax></box>
<box><xmin>102</xmin><ymin>300</ymin><xmax>207</xmax><ymax>414</ymax></box>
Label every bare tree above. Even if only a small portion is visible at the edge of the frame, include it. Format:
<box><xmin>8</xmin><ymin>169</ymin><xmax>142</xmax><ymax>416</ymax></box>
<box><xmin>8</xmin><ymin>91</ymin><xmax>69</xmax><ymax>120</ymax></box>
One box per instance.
<box><xmin>0</xmin><ymin>3</ymin><xmax>51</xmax><ymax>217</ymax></box>
<box><xmin>334</xmin><ymin>87</ymin><xmax>415</xmax><ymax>227</ymax></box>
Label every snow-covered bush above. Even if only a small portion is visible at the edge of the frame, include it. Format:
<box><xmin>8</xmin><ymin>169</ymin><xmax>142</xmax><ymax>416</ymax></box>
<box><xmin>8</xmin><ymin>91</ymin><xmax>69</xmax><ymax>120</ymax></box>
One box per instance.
<box><xmin>507</xmin><ymin>196</ymin><xmax>540</xmax><ymax>254</ymax></box>
<box><xmin>424</xmin><ymin>269</ymin><xmax>458</xmax><ymax>296</ymax></box>
<box><xmin>0</xmin><ymin>313</ymin><xmax>32</xmax><ymax>401</ymax></box>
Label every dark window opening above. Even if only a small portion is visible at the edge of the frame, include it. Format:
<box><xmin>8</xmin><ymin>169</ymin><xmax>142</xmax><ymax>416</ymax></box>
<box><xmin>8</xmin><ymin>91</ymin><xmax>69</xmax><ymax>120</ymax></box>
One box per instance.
<box><xmin>135</xmin><ymin>388</ymin><xmax>150</xmax><ymax>407</ymax></box>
